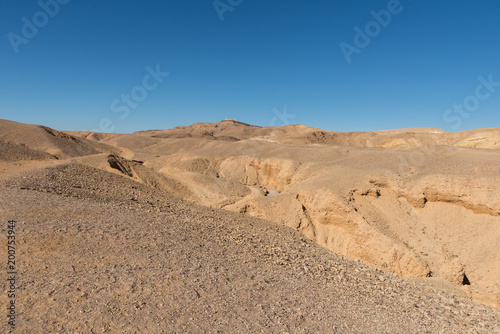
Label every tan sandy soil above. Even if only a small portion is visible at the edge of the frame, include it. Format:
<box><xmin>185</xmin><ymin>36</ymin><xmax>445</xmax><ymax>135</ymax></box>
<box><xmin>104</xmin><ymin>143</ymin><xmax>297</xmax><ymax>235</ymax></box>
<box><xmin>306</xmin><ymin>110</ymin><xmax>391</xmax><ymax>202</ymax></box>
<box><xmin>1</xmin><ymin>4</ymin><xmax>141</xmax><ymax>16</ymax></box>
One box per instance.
<box><xmin>0</xmin><ymin>119</ymin><xmax>118</xmax><ymax>159</ymax></box>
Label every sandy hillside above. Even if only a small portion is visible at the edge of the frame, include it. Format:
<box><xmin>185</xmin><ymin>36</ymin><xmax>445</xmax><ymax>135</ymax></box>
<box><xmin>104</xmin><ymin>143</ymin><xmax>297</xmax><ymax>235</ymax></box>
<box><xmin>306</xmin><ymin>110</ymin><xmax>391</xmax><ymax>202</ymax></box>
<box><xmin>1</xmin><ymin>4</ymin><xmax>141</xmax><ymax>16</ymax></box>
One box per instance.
<box><xmin>0</xmin><ymin>119</ymin><xmax>118</xmax><ymax>159</ymax></box>
<box><xmin>1</xmin><ymin>119</ymin><xmax>499</xmax><ymax>332</ymax></box>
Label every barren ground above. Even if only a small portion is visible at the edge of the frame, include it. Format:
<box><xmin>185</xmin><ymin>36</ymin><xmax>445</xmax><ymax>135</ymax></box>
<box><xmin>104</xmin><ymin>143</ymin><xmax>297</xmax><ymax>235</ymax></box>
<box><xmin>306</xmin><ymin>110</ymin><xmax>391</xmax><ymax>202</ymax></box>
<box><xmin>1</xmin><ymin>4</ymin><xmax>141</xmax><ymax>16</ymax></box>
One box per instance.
<box><xmin>1</xmin><ymin>118</ymin><xmax>499</xmax><ymax>332</ymax></box>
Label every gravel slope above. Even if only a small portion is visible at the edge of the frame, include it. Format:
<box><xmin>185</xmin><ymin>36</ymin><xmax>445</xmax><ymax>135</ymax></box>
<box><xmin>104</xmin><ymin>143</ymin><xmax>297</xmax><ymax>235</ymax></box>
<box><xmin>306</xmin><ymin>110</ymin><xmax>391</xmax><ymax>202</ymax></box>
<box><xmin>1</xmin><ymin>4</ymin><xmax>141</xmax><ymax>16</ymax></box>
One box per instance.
<box><xmin>0</xmin><ymin>163</ymin><xmax>499</xmax><ymax>333</ymax></box>
<box><xmin>0</xmin><ymin>139</ymin><xmax>56</xmax><ymax>161</ymax></box>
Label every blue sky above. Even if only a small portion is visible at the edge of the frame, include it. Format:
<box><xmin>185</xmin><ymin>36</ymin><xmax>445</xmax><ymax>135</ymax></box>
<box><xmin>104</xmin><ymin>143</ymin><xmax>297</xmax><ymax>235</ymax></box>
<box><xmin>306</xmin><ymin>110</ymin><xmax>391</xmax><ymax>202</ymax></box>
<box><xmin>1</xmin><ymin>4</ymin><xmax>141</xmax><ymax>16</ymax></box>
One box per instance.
<box><xmin>1</xmin><ymin>0</ymin><xmax>499</xmax><ymax>133</ymax></box>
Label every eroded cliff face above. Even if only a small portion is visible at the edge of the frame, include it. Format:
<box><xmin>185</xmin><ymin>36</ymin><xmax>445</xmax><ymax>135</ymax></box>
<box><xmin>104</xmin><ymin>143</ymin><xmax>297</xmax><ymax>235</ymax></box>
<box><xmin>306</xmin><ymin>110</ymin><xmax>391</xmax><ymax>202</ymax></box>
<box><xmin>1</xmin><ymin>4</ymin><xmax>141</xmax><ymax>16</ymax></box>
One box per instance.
<box><xmin>138</xmin><ymin>148</ymin><xmax>500</xmax><ymax>307</ymax></box>
<box><xmin>219</xmin><ymin>174</ymin><xmax>432</xmax><ymax>280</ymax></box>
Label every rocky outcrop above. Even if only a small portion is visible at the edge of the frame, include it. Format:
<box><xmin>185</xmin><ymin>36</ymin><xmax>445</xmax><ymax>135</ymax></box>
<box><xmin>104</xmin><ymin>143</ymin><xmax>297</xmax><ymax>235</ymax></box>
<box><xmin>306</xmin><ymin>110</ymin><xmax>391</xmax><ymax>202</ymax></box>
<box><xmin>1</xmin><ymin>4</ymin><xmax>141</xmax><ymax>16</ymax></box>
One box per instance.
<box><xmin>219</xmin><ymin>156</ymin><xmax>300</xmax><ymax>192</ymax></box>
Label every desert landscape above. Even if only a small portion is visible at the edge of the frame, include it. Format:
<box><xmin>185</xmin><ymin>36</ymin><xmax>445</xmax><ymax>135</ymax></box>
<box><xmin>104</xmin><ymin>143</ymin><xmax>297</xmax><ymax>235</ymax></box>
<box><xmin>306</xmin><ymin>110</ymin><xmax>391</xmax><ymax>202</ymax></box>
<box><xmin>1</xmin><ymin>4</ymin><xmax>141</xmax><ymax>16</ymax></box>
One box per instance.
<box><xmin>1</xmin><ymin>118</ymin><xmax>499</xmax><ymax>332</ymax></box>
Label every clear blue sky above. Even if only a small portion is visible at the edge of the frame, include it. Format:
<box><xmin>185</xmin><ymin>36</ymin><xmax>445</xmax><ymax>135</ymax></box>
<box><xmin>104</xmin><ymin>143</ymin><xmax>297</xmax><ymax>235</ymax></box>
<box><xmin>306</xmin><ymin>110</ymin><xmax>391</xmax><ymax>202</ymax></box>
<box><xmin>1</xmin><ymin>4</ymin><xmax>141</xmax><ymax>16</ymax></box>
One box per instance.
<box><xmin>1</xmin><ymin>0</ymin><xmax>499</xmax><ymax>133</ymax></box>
